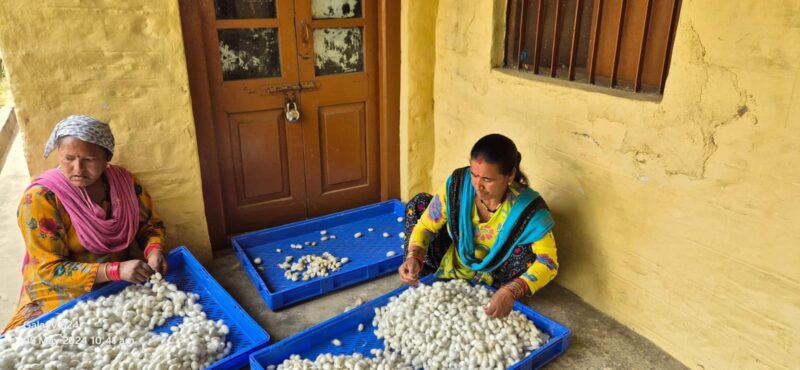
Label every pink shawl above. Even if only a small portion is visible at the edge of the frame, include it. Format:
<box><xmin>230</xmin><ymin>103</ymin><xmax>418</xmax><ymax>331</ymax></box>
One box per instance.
<box><xmin>28</xmin><ymin>165</ymin><xmax>140</xmax><ymax>255</ymax></box>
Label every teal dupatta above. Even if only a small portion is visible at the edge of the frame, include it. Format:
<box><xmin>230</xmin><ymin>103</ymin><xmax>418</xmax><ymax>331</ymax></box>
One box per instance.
<box><xmin>445</xmin><ymin>167</ymin><xmax>554</xmax><ymax>273</ymax></box>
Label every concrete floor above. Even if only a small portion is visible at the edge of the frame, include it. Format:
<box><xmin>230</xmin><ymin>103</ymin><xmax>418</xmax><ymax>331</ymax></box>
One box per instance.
<box><xmin>0</xmin><ymin>133</ymin><xmax>687</xmax><ymax>369</ymax></box>
<box><xmin>209</xmin><ymin>250</ymin><xmax>687</xmax><ymax>369</ymax></box>
<box><xmin>0</xmin><ymin>133</ymin><xmax>28</xmax><ymax>324</ymax></box>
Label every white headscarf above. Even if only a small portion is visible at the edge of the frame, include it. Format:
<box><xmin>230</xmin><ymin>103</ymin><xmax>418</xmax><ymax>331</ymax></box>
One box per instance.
<box><xmin>43</xmin><ymin>115</ymin><xmax>115</xmax><ymax>159</ymax></box>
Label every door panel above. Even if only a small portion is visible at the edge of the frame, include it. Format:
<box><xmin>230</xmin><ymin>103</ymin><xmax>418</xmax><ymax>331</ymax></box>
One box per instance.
<box><xmin>296</xmin><ymin>0</ymin><xmax>380</xmax><ymax>217</ymax></box>
<box><xmin>319</xmin><ymin>102</ymin><xmax>367</xmax><ymax>190</ymax></box>
<box><xmin>313</xmin><ymin>27</ymin><xmax>365</xmax><ymax>76</ymax></box>
<box><xmin>217</xmin><ymin>27</ymin><xmax>282</xmax><ymax>80</ymax></box>
<box><xmin>311</xmin><ymin>0</ymin><xmax>362</xmax><ymax>19</ymax></box>
<box><xmin>230</xmin><ymin>110</ymin><xmax>290</xmax><ymax>200</ymax></box>
<box><xmin>201</xmin><ymin>0</ymin><xmax>307</xmax><ymax>234</ymax></box>
<box><xmin>214</xmin><ymin>0</ymin><xmax>277</xmax><ymax>19</ymax></box>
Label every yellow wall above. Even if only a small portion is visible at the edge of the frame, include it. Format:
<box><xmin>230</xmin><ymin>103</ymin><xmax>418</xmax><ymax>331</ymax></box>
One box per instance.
<box><xmin>402</xmin><ymin>0</ymin><xmax>800</xmax><ymax>368</ymax></box>
<box><xmin>399</xmin><ymin>0</ymin><xmax>439</xmax><ymax>197</ymax></box>
<box><xmin>0</xmin><ymin>1</ymin><xmax>212</xmax><ymax>263</ymax></box>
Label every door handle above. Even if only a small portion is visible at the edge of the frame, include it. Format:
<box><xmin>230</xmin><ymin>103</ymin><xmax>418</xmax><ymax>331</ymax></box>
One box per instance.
<box><xmin>301</xmin><ymin>21</ymin><xmax>310</xmax><ymax>45</ymax></box>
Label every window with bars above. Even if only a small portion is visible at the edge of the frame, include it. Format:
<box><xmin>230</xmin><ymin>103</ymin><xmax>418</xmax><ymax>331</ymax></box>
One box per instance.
<box><xmin>505</xmin><ymin>0</ymin><xmax>681</xmax><ymax>95</ymax></box>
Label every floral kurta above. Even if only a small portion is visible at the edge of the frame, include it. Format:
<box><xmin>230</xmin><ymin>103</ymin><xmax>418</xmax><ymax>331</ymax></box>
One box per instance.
<box><xmin>2</xmin><ymin>176</ymin><xmax>165</xmax><ymax>333</ymax></box>
<box><xmin>409</xmin><ymin>182</ymin><xmax>558</xmax><ymax>294</ymax></box>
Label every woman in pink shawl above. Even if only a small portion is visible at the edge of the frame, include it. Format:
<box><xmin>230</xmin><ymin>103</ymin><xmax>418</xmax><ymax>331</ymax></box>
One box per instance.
<box><xmin>3</xmin><ymin>115</ymin><xmax>167</xmax><ymax>333</ymax></box>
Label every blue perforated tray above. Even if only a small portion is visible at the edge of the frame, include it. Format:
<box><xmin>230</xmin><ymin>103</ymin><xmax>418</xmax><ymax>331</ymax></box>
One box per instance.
<box><xmin>249</xmin><ymin>275</ymin><xmax>571</xmax><ymax>370</ymax></box>
<box><xmin>24</xmin><ymin>246</ymin><xmax>270</xmax><ymax>370</ymax></box>
<box><xmin>232</xmin><ymin>200</ymin><xmax>407</xmax><ymax>310</ymax></box>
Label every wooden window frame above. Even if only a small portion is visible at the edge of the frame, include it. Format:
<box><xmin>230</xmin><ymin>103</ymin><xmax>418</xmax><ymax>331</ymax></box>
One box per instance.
<box><xmin>505</xmin><ymin>0</ymin><xmax>681</xmax><ymax>95</ymax></box>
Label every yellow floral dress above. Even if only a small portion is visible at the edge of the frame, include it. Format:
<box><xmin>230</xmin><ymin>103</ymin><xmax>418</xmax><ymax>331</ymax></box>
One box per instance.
<box><xmin>409</xmin><ymin>182</ymin><xmax>558</xmax><ymax>294</ymax></box>
<box><xmin>2</xmin><ymin>177</ymin><xmax>165</xmax><ymax>333</ymax></box>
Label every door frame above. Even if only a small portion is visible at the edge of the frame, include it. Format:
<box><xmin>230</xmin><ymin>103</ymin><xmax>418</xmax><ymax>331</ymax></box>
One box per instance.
<box><xmin>178</xmin><ymin>0</ymin><xmax>400</xmax><ymax>252</ymax></box>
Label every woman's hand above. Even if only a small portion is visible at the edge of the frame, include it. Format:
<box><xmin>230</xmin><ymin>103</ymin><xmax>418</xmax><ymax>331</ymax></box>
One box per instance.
<box><xmin>146</xmin><ymin>249</ymin><xmax>168</xmax><ymax>275</ymax></box>
<box><xmin>484</xmin><ymin>287</ymin><xmax>515</xmax><ymax>318</ymax></box>
<box><xmin>399</xmin><ymin>258</ymin><xmax>422</xmax><ymax>285</ymax></box>
<box><xmin>119</xmin><ymin>259</ymin><xmax>155</xmax><ymax>284</ymax></box>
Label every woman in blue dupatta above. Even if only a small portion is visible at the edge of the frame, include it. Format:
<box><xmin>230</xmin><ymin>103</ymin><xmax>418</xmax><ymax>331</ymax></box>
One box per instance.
<box><xmin>399</xmin><ymin>134</ymin><xmax>558</xmax><ymax>318</ymax></box>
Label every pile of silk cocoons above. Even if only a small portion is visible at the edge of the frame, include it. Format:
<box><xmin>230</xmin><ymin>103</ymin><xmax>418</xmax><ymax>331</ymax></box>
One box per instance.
<box><xmin>374</xmin><ymin>280</ymin><xmax>545</xmax><ymax>369</ymax></box>
<box><xmin>277</xmin><ymin>252</ymin><xmax>345</xmax><ymax>282</ymax></box>
<box><xmin>273</xmin><ymin>279</ymin><xmax>545</xmax><ymax>370</ymax></box>
<box><xmin>0</xmin><ymin>273</ymin><xmax>231</xmax><ymax>370</ymax></box>
<box><xmin>270</xmin><ymin>349</ymin><xmax>411</xmax><ymax>370</ymax></box>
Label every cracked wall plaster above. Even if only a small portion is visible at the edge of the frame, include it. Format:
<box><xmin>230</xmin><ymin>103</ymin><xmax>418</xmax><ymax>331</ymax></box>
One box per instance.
<box><xmin>401</xmin><ymin>0</ymin><xmax>800</xmax><ymax>368</ymax></box>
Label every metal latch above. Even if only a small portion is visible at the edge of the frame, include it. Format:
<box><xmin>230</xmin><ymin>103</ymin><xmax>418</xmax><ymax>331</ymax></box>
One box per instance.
<box><xmin>267</xmin><ymin>81</ymin><xmax>318</xmax><ymax>94</ymax></box>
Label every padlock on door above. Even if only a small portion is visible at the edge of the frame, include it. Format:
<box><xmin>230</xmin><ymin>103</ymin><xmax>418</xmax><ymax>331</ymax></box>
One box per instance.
<box><xmin>285</xmin><ymin>99</ymin><xmax>301</xmax><ymax>123</ymax></box>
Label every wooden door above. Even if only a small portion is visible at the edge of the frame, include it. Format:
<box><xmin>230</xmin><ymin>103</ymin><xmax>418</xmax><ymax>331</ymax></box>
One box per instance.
<box><xmin>294</xmin><ymin>1</ymin><xmax>380</xmax><ymax>217</ymax></box>
<box><xmin>197</xmin><ymin>0</ymin><xmax>380</xmax><ymax>235</ymax></box>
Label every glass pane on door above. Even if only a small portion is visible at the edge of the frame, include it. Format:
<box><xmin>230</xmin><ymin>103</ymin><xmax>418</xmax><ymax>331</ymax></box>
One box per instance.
<box><xmin>314</xmin><ymin>27</ymin><xmax>364</xmax><ymax>76</ymax></box>
<box><xmin>215</xmin><ymin>0</ymin><xmax>277</xmax><ymax>19</ymax></box>
<box><xmin>312</xmin><ymin>0</ymin><xmax>362</xmax><ymax>19</ymax></box>
<box><xmin>218</xmin><ymin>28</ymin><xmax>281</xmax><ymax>80</ymax></box>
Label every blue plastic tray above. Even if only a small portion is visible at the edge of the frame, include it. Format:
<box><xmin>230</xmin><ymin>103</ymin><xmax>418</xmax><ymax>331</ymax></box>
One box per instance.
<box><xmin>249</xmin><ymin>275</ymin><xmax>572</xmax><ymax>370</ymax></box>
<box><xmin>24</xmin><ymin>246</ymin><xmax>270</xmax><ymax>370</ymax></box>
<box><xmin>232</xmin><ymin>200</ymin><xmax>407</xmax><ymax>310</ymax></box>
